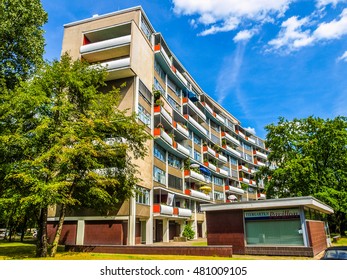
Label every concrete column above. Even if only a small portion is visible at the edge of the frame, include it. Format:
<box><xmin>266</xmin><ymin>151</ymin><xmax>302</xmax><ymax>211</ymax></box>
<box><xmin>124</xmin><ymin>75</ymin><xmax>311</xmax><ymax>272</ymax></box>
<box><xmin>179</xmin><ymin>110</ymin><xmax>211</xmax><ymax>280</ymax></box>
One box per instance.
<box><xmin>179</xmin><ymin>220</ymin><xmax>185</xmax><ymax>236</ymax></box>
<box><xmin>146</xmin><ymin>189</ymin><xmax>154</xmax><ymax>244</ymax></box>
<box><xmin>193</xmin><ymin>201</ymin><xmax>198</xmax><ymax>240</ymax></box>
<box><xmin>163</xmin><ymin>218</ymin><xmax>169</xmax><ymax>242</ymax></box>
<box><xmin>76</xmin><ymin>220</ymin><xmax>85</xmax><ymax>245</ymax></box>
<box><xmin>128</xmin><ymin>196</ymin><xmax>136</xmax><ymax>245</ymax></box>
<box><xmin>299</xmin><ymin>206</ymin><xmax>309</xmax><ymax>247</ymax></box>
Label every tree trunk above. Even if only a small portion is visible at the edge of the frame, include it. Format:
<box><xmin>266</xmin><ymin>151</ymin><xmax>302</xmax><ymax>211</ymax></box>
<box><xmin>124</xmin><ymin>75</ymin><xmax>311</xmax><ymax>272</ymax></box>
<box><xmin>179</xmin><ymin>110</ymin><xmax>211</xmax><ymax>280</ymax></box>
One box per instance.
<box><xmin>20</xmin><ymin>215</ymin><xmax>28</xmax><ymax>242</ymax></box>
<box><xmin>50</xmin><ymin>204</ymin><xmax>66</xmax><ymax>257</ymax></box>
<box><xmin>36</xmin><ymin>207</ymin><xmax>48</xmax><ymax>257</ymax></box>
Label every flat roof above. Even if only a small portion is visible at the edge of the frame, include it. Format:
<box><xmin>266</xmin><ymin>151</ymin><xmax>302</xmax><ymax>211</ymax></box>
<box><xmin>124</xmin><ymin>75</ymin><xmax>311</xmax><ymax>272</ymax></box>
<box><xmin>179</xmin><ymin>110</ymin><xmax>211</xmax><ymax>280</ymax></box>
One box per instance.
<box><xmin>200</xmin><ymin>196</ymin><xmax>334</xmax><ymax>214</ymax></box>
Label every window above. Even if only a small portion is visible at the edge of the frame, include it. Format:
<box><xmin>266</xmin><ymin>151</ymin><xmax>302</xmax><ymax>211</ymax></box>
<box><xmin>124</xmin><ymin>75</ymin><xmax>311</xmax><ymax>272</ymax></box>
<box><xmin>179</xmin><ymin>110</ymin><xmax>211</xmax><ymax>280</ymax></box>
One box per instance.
<box><xmin>167</xmin><ymin>77</ymin><xmax>181</xmax><ymax>97</ymax></box>
<box><xmin>168</xmin><ymin>153</ymin><xmax>182</xmax><ymax>169</ymax></box>
<box><xmin>153</xmin><ymin>166</ymin><xmax>165</xmax><ymax>184</ymax></box>
<box><xmin>141</xmin><ymin>17</ymin><xmax>152</xmax><ymax>40</ymax></box>
<box><xmin>210</xmin><ymin>120</ymin><xmax>220</xmax><ymax>132</ymax></box>
<box><xmin>168</xmin><ymin>174</ymin><xmax>183</xmax><ymax>190</ymax></box>
<box><xmin>193</xmin><ymin>134</ymin><xmax>201</xmax><ymax>145</ymax></box>
<box><xmin>214</xmin><ymin>191</ymin><xmax>224</xmax><ymax>201</ymax></box>
<box><xmin>154</xmin><ymin>143</ymin><xmax>165</xmax><ymax>162</ymax></box>
<box><xmin>167</xmin><ymin>95</ymin><xmax>181</xmax><ymax>111</ymax></box>
<box><xmin>194</xmin><ymin>150</ymin><xmax>201</xmax><ymax>162</ymax></box>
<box><xmin>154</xmin><ymin>78</ymin><xmax>165</xmax><ymax>95</ymax></box>
<box><xmin>213</xmin><ymin>176</ymin><xmax>224</xmax><ymax>186</ymax></box>
<box><xmin>154</xmin><ymin>60</ymin><xmax>165</xmax><ymax>80</ymax></box>
<box><xmin>210</xmin><ymin>134</ymin><xmax>220</xmax><ymax>145</ymax></box>
<box><xmin>229</xmin><ymin>157</ymin><xmax>237</xmax><ymax>165</ymax></box>
<box><xmin>139</xmin><ymin>80</ymin><xmax>152</xmax><ymax>104</ymax></box>
<box><xmin>243</xmin><ymin>143</ymin><xmax>252</xmax><ymax>151</ymax></box>
<box><xmin>188</xmin><ymin>130</ymin><xmax>193</xmax><ymax>140</ymax></box>
<box><xmin>138</xmin><ymin>104</ymin><xmax>151</xmax><ymax>127</ymax></box>
<box><xmin>136</xmin><ymin>186</ymin><xmax>150</xmax><ymax>205</ymax></box>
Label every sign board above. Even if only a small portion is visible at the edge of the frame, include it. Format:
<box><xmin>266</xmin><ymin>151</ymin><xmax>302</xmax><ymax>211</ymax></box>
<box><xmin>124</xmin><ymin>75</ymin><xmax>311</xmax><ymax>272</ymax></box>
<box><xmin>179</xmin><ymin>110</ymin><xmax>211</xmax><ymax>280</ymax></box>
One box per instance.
<box><xmin>244</xmin><ymin>208</ymin><xmax>300</xmax><ymax>220</ymax></box>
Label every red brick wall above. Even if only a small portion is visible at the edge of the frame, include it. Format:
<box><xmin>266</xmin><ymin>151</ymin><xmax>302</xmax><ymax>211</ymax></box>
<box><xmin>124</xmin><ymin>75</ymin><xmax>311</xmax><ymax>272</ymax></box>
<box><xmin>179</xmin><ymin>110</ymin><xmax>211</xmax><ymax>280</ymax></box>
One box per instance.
<box><xmin>306</xmin><ymin>220</ymin><xmax>327</xmax><ymax>256</ymax></box>
<box><xmin>47</xmin><ymin>222</ymin><xmax>77</xmax><ymax>245</ymax></box>
<box><xmin>206</xmin><ymin>210</ymin><xmax>245</xmax><ymax>254</ymax></box>
<box><xmin>84</xmin><ymin>221</ymin><xmax>125</xmax><ymax>245</ymax></box>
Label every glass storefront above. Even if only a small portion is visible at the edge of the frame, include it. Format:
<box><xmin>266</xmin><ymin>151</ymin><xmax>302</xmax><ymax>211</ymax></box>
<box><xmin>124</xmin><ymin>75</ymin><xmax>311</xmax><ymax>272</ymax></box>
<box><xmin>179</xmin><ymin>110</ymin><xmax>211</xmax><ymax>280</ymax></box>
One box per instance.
<box><xmin>244</xmin><ymin>208</ymin><xmax>305</xmax><ymax>246</ymax></box>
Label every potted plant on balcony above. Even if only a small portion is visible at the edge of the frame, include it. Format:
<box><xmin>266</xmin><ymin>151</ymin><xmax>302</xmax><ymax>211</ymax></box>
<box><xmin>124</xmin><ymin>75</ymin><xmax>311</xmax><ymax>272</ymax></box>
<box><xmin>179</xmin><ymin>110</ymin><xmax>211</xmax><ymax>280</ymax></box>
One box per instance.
<box><xmin>157</xmin><ymin>123</ymin><xmax>164</xmax><ymax>130</ymax></box>
<box><xmin>222</xmin><ymin>139</ymin><xmax>227</xmax><ymax>146</ymax></box>
<box><xmin>213</xmin><ymin>144</ymin><xmax>220</xmax><ymax>153</ymax></box>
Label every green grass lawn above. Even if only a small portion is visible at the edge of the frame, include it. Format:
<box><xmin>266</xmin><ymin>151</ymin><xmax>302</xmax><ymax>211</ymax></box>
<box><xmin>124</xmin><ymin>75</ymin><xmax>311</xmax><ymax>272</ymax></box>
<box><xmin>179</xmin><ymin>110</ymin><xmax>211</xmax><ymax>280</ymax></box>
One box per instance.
<box><xmin>1</xmin><ymin>237</ymin><xmax>346</xmax><ymax>260</ymax></box>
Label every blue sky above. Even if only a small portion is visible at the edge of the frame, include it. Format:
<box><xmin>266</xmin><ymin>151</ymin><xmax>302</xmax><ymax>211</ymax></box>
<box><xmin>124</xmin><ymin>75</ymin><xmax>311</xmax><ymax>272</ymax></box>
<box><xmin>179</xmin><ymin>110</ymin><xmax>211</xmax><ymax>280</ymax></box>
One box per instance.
<box><xmin>41</xmin><ymin>0</ymin><xmax>347</xmax><ymax>139</ymax></box>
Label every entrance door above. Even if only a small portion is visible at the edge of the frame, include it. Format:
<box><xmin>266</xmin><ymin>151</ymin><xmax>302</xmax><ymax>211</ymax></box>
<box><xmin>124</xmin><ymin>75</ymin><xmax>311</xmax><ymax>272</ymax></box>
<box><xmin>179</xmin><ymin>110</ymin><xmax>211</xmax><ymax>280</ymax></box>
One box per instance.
<box><xmin>155</xmin><ymin>220</ymin><xmax>163</xmax><ymax>242</ymax></box>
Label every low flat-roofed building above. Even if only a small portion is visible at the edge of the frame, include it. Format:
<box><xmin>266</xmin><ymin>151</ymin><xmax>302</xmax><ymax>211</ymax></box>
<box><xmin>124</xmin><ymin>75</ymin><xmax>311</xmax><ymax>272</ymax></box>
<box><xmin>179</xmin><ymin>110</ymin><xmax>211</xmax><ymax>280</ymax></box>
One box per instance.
<box><xmin>201</xmin><ymin>196</ymin><xmax>334</xmax><ymax>257</ymax></box>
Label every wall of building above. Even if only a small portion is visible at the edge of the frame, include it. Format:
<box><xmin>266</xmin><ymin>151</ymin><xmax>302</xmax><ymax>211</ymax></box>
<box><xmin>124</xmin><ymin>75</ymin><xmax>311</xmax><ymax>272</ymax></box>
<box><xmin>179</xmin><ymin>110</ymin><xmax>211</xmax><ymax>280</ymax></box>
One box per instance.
<box><xmin>47</xmin><ymin>221</ymin><xmax>77</xmax><ymax>245</ymax></box>
<box><xmin>306</xmin><ymin>220</ymin><xmax>328</xmax><ymax>256</ymax></box>
<box><xmin>206</xmin><ymin>210</ymin><xmax>245</xmax><ymax>254</ymax></box>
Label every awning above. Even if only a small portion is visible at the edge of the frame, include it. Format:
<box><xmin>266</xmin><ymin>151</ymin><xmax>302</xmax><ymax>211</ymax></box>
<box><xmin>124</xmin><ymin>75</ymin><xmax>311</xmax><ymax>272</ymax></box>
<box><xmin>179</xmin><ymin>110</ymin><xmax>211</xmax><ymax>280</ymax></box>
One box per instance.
<box><xmin>228</xmin><ymin>194</ymin><xmax>238</xmax><ymax>201</ymax></box>
<box><xmin>199</xmin><ymin>166</ymin><xmax>211</xmax><ymax>176</ymax></box>
<box><xmin>187</xmin><ymin>90</ymin><xmax>199</xmax><ymax>102</ymax></box>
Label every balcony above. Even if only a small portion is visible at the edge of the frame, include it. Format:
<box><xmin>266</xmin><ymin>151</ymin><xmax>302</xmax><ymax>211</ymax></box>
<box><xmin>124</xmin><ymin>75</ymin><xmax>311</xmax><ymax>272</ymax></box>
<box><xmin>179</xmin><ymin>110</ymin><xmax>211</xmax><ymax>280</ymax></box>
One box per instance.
<box><xmin>238</xmin><ymin>130</ymin><xmax>246</xmax><ymax>139</ymax></box>
<box><xmin>216</xmin><ymin>153</ymin><xmax>228</xmax><ymax>163</ymax></box>
<box><xmin>222</xmin><ymin>132</ymin><xmax>240</xmax><ymax>146</ymax></box>
<box><xmin>153</xmin><ymin>128</ymin><xmax>173</xmax><ymax>145</ymax></box>
<box><xmin>225</xmin><ymin>185</ymin><xmax>244</xmax><ymax>195</ymax></box>
<box><xmin>204</xmin><ymin>161</ymin><xmax>217</xmax><ymax>171</ymax></box>
<box><xmin>154</xmin><ymin>44</ymin><xmax>171</xmax><ymax>67</ymax></box>
<box><xmin>175</xmin><ymin>122</ymin><xmax>189</xmax><ymax>138</ymax></box>
<box><xmin>256</xmin><ymin>160</ymin><xmax>266</xmax><ymax>167</ymax></box>
<box><xmin>185</xmin><ymin>189</ymin><xmax>211</xmax><ymax>200</ymax></box>
<box><xmin>258</xmin><ymin>193</ymin><xmax>266</xmax><ymax>200</ymax></box>
<box><xmin>176</xmin><ymin>142</ymin><xmax>190</xmax><ymax>156</ymax></box>
<box><xmin>240</xmin><ymin>177</ymin><xmax>250</xmax><ymax>184</ymax></box>
<box><xmin>219</xmin><ymin>168</ymin><xmax>229</xmax><ymax>176</ymax></box>
<box><xmin>239</xmin><ymin>165</ymin><xmax>251</xmax><ymax>173</ymax></box>
<box><xmin>224</xmin><ymin>145</ymin><xmax>241</xmax><ymax>157</ymax></box>
<box><xmin>204</xmin><ymin>103</ymin><xmax>214</xmax><ymax>114</ymax></box>
<box><xmin>100</xmin><ymin>57</ymin><xmax>130</xmax><ymax>71</ymax></box>
<box><xmin>177</xmin><ymin>207</ymin><xmax>192</xmax><ymax>217</ymax></box>
<box><xmin>185</xmin><ymin>115</ymin><xmax>208</xmax><ymax>136</ymax></box>
<box><xmin>203</xmin><ymin>146</ymin><xmax>216</xmax><ymax>156</ymax></box>
<box><xmin>214</xmin><ymin>113</ymin><xmax>225</xmax><ymax>124</ymax></box>
<box><xmin>153</xmin><ymin>204</ymin><xmax>174</xmax><ymax>215</ymax></box>
<box><xmin>175</xmin><ymin>69</ymin><xmax>188</xmax><ymax>86</ymax></box>
<box><xmin>184</xmin><ymin>170</ymin><xmax>206</xmax><ymax>182</ymax></box>
<box><xmin>253</xmin><ymin>150</ymin><xmax>268</xmax><ymax>160</ymax></box>
<box><xmin>80</xmin><ymin>35</ymin><xmax>131</xmax><ymax>60</ymax></box>
<box><xmin>184</xmin><ymin>98</ymin><xmax>206</xmax><ymax>121</ymax></box>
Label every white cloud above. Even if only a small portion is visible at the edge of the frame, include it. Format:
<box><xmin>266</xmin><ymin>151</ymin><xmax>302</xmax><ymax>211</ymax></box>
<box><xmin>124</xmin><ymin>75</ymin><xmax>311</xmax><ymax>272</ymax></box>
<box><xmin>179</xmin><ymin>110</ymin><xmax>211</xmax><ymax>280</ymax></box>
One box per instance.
<box><xmin>316</xmin><ymin>0</ymin><xmax>347</xmax><ymax>8</ymax></box>
<box><xmin>244</xmin><ymin>127</ymin><xmax>257</xmax><ymax>134</ymax></box>
<box><xmin>313</xmin><ymin>8</ymin><xmax>347</xmax><ymax>40</ymax></box>
<box><xmin>268</xmin><ymin>16</ymin><xmax>313</xmax><ymax>51</ymax></box>
<box><xmin>172</xmin><ymin>0</ymin><xmax>293</xmax><ymax>36</ymax></box>
<box><xmin>233</xmin><ymin>29</ymin><xmax>257</xmax><ymax>42</ymax></box>
<box><xmin>268</xmin><ymin>9</ymin><xmax>347</xmax><ymax>52</ymax></box>
<box><xmin>338</xmin><ymin>50</ymin><xmax>347</xmax><ymax>61</ymax></box>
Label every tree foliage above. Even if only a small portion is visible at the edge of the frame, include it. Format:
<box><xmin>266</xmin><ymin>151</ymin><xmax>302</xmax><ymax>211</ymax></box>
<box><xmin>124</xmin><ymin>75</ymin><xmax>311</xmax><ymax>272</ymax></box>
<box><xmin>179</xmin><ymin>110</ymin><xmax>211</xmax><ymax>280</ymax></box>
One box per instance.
<box><xmin>0</xmin><ymin>54</ymin><xmax>151</xmax><ymax>256</ymax></box>
<box><xmin>0</xmin><ymin>0</ymin><xmax>47</xmax><ymax>90</ymax></box>
<box><xmin>258</xmin><ymin>116</ymin><xmax>347</xmax><ymax>235</ymax></box>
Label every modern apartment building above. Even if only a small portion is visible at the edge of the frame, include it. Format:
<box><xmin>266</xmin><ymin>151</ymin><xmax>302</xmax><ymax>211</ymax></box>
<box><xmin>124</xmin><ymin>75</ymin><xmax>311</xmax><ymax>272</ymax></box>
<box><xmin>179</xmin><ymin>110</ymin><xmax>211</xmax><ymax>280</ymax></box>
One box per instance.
<box><xmin>47</xmin><ymin>6</ymin><xmax>269</xmax><ymax>246</ymax></box>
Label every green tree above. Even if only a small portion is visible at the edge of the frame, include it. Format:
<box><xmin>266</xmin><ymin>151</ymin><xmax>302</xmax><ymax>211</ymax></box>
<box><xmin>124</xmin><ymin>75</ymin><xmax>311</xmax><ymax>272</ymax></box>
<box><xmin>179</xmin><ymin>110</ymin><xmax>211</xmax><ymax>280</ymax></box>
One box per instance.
<box><xmin>0</xmin><ymin>0</ymin><xmax>47</xmax><ymax>90</ymax></box>
<box><xmin>1</xmin><ymin>54</ymin><xmax>151</xmax><ymax>257</ymax></box>
<box><xmin>182</xmin><ymin>223</ymin><xmax>195</xmax><ymax>240</ymax></box>
<box><xmin>258</xmin><ymin>116</ymin><xmax>347</xmax><ymax>235</ymax></box>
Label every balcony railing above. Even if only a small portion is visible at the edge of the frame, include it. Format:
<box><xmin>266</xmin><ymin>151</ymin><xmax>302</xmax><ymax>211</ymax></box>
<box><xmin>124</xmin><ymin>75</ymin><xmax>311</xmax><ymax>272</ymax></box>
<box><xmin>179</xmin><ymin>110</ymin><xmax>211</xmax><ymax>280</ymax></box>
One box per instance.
<box><xmin>185</xmin><ymin>189</ymin><xmax>211</xmax><ymax>200</ymax></box>
<box><xmin>203</xmin><ymin>146</ymin><xmax>216</xmax><ymax>156</ymax></box>
<box><xmin>225</xmin><ymin>185</ymin><xmax>244</xmax><ymax>195</ymax></box>
<box><xmin>216</xmin><ymin>153</ymin><xmax>228</xmax><ymax>163</ymax></box>
<box><xmin>154</xmin><ymin>128</ymin><xmax>173</xmax><ymax>145</ymax></box>
<box><xmin>186</xmin><ymin>115</ymin><xmax>208</xmax><ymax>135</ymax></box>
<box><xmin>187</xmin><ymin>99</ymin><xmax>206</xmax><ymax>121</ymax></box>
<box><xmin>219</xmin><ymin>168</ymin><xmax>229</xmax><ymax>176</ymax></box>
<box><xmin>204</xmin><ymin>162</ymin><xmax>217</xmax><ymax>171</ymax></box>
<box><xmin>100</xmin><ymin>57</ymin><xmax>131</xmax><ymax>71</ymax></box>
<box><xmin>154</xmin><ymin>105</ymin><xmax>172</xmax><ymax>124</ymax></box>
<box><xmin>254</xmin><ymin>150</ymin><xmax>268</xmax><ymax>159</ymax></box>
<box><xmin>80</xmin><ymin>35</ymin><xmax>131</xmax><ymax>54</ymax></box>
<box><xmin>175</xmin><ymin>69</ymin><xmax>188</xmax><ymax>86</ymax></box>
<box><xmin>153</xmin><ymin>204</ymin><xmax>173</xmax><ymax>215</ymax></box>
<box><xmin>204</xmin><ymin>103</ymin><xmax>213</xmax><ymax>114</ymax></box>
<box><xmin>224</xmin><ymin>145</ymin><xmax>241</xmax><ymax>157</ymax></box>
<box><xmin>184</xmin><ymin>170</ymin><xmax>205</xmax><ymax>182</ymax></box>
<box><xmin>177</xmin><ymin>207</ymin><xmax>192</xmax><ymax>217</ymax></box>
<box><xmin>222</xmin><ymin>132</ymin><xmax>240</xmax><ymax>146</ymax></box>
<box><xmin>176</xmin><ymin>142</ymin><xmax>190</xmax><ymax>156</ymax></box>
<box><xmin>176</xmin><ymin>122</ymin><xmax>189</xmax><ymax>137</ymax></box>
<box><xmin>215</xmin><ymin>113</ymin><xmax>225</xmax><ymax>124</ymax></box>
<box><xmin>240</xmin><ymin>177</ymin><xmax>250</xmax><ymax>184</ymax></box>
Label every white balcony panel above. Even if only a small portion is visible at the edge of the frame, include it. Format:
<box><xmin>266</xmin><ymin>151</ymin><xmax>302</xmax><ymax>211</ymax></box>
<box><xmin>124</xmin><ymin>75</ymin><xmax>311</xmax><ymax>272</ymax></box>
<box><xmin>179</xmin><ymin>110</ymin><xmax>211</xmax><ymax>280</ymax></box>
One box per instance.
<box><xmin>219</xmin><ymin>169</ymin><xmax>229</xmax><ymax>176</ymax></box>
<box><xmin>188</xmin><ymin>116</ymin><xmax>208</xmax><ymax>135</ymax></box>
<box><xmin>160</xmin><ymin>47</ymin><xmax>171</xmax><ymax>67</ymax></box>
<box><xmin>239</xmin><ymin>131</ymin><xmax>246</xmax><ymax>139</ymax></box>
<box><xmin>255</xmin><ymin>150</ymin><xmax>268</xmax><ymax>159</ymax></box>
<box><xmin>215</xmin><ymin>113</ymin><xmax>225</xmax><ymax>124</ymax></box>
<box><xmin>225</xmin><ymin>132</ymin><xmax>240</xmax><ymax>146</ymax></box>
<box><xmin>241</xmin><ymin>166</ymin><xmax>249</xmax><ymax>172</ymax></box>
<box><xmin>161</xmin><ymin>130</ymin><xmax>173</xmax><ymax>145</ymax></box>
<box><xmin>176</xmin><ymin>123</ymin><xmax>189</xmax><ymax>137</ymax></box>
<box><xmin>251</xmin><ymin>180</ymin><xmax>256</xmax><ymax>186</ymax></box>
<box><xmin>80</xmin><ymin>35</ymin><xmax>131</xmax><ymax>54</ymax></box>
<box><xmin>248</xmin><ymin>138</ymin><xmax>256</xmax><ymax>144</ymax></box>
<box><xmin>188</xmin><ymin>99</ymin><xmax>206</xmax><ymax>121</ymax></box>
<box><xmin>205</xmin><ymin>103</ymin><xmax>213</xmax><ymax>114</ymax></box>
<box><xmin>189</xmin><ymin>189</ymin><xmax>211</xmax><ymax>200</ymax></box>
<box><xmin>257</xmin><ymin>161</ymin><xmax>266</xmax><ymax>167</ymax></box>
<box><xmin>258</xmin><ymin>193</ymin><xmax>266</xmax><ymax>199</ymax></box>
<box><xmin>178</xmin><ymin>208</ymin><xmax>192</xmax><ymax>217</ymax></box>
<box><xmin>241</xmin><ymin>178</ymin><xmax>250</xmax><ymax>184</ymax></box>
<box><xmin>207</xmin><ymin>163</ymin><xmax>217</xmax><ymax>171</ymax></box>
<box><xmin>190</xmin><ymin>170</ymin><xmax>205</xmax><ymax>182</ymax></box>
<box><xmin>161</xmin><ymin>107</ymin><xmax>172</xmax><ymax>123</ymax></box>
<box><xmin>176</xmin><ymin>69</ymin><xmax>188</xmax><ymax>86</ymax></box>
<box><xmin>207</xmin><ymin>146</ymin><xmax>216</xmax><ymax>156</ymax></box>
<box><xmin>226</xmin><ymin>186</ymin><xmax>244</xmax><ymax>195</ymax></box>
<box><xmin>160</xmin><ymin>205</ymin><xmax>174</xmax><ymax>215</ymax></box>
<box><xmin>226</xmin><ymin>145</ymin><xmax>241</xmax><ymax>157</ymax></box>
<box><xmin>177</xmin><ymin>143</ymin><xmax>190</xmax><ymax>156</ymax></box>
<box><xmin>218</xmin><ymin>154</ymin><xmax>228</xmax><ymax>163</ymax></box>
<box><xmin>101</xmin><ymin>57</ymin><xmax>130</xmax><ymax>71</ymax></box>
